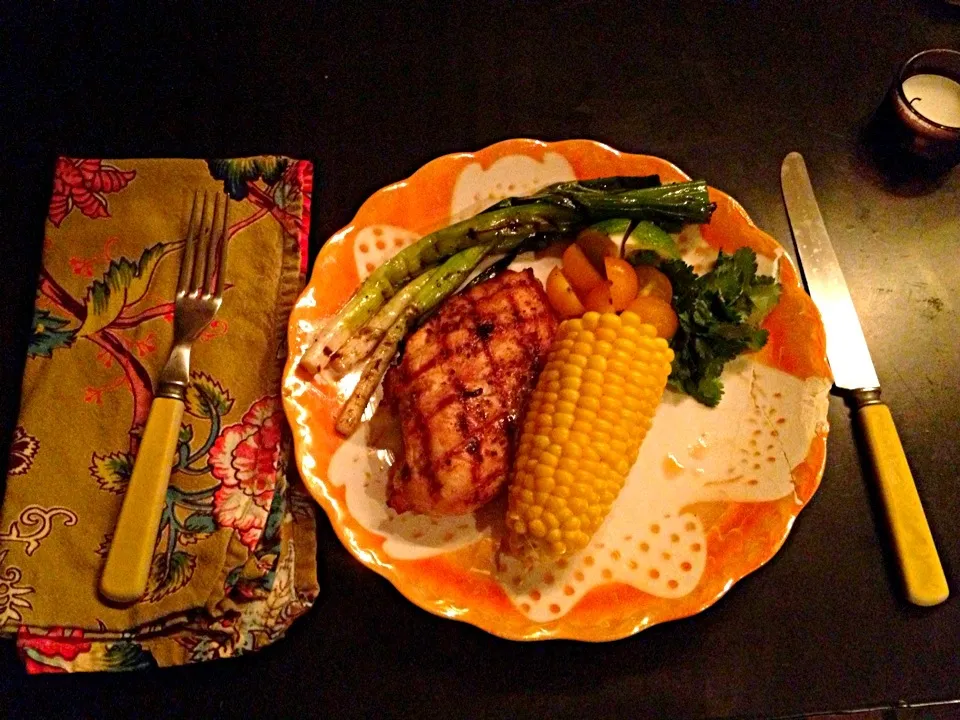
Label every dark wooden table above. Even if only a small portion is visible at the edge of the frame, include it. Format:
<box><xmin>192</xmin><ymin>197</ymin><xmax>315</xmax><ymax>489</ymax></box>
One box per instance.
<box><xmin>2</xmin><ymin>2</ymin><xmax>959</xmax><ymax>718</ymax></box>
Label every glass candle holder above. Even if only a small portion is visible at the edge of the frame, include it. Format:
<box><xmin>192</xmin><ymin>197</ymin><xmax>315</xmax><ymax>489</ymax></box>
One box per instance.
<box><xmin>868</xmin><ymin>49</ymin><xmax>960</xmax><ymax>176</ymax></box>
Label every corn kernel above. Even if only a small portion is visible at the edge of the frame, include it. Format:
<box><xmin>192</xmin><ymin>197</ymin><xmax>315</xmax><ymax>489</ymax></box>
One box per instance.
<box><xmin>580</xmin><ymin>312</ymin><xmax>600</xmax><ymax>330</ymax></box>
<box><xmin>539</xmin><ymin>452</ymin><xmax>559</xmax><ymax>469</ymax></box>
<box><xmin>553</xmin><ymin>413</ymin><xmax>574</xmax><ymax>429</ymax></box>
<box><xmin>578</xmin><ymin>459</ymin><xmax>601</xmax><ymax>476</ymax></box>
<box><xmin>535</xmin><ymin>476</ymin><xmax>555</xmax><ymax>493</ymax></box>
<box><xmin>582</xmin><ymin>445</ymin><xmax>601</xmax><ymax>462</ymax></box>
<box><xmin>587</xmin><ymin>354</ymin><xmax>608</xmax><ymax>373</ymax></box>
<box><xmin>569</xmin><ymin>430</ymin><xmax>590</xmax><ymax>447</ymax></box>
<box><xmin>596</xmin><ymin>409</ymin><xmax>620</xmax><ymax>425</ymax></box>
<box><xmin>595</xmin><ymin>326</ymin><xmax>617</xmax><ymax>342</ymax></box>
<box><xmin>582</xmin><ymin>369</ymin><xmax>604</xmax><ymax>385</ymax></box>
<box><xmin>581</xmin><ymin>383</ymin><xmax>603</xmax><ymax>398</ymax></box>
<box><xmin>598</xmin><ymin>313</ymin><xmax>620</xmax><ymax>330</ymax></box>
<box><xmin>594</xmin><ymin>419</ymin><xmax>613</xmax><ymax>436</ymax></box>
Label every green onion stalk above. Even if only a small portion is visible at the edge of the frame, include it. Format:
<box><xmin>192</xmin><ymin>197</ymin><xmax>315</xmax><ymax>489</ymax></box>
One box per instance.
<box><xmin>327</xmin><ymin>269</ymin><xmax>437</xmax><ymax>376</ymax></box>
<box><xmin>335</xmin><ymin>242</ymin><xmax>497</xmax><ymax>436</ymax></box>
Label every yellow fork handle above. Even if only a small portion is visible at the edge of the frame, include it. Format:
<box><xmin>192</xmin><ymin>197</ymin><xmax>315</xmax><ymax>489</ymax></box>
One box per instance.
<box><xmin>100</xmin><ymin>396</ymin><xmax>184</xmax><ymax>603</ymax></box>
<box><xmin>858</xmin><ymin>402</ymin><xmax>949</xmax><ymax>607</ymax></box>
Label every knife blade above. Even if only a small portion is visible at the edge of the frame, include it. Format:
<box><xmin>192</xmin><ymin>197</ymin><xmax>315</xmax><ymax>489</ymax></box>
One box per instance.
<box><xmin>781</xmin><ymin>151</ymin><xmax>948</xmax><ymax>607</ymax></box>
<box><xmin>781</xmin><ymin>155</ymin><xmax>879</xmax><ymax>392</ymax></box>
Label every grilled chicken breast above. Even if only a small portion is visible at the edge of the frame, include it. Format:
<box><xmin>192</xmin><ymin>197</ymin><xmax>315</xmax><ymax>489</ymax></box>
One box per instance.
<box><xmin>385</xmin><ymin>269</ymin><xmax>558</xmax><ymax>516</ymax></box>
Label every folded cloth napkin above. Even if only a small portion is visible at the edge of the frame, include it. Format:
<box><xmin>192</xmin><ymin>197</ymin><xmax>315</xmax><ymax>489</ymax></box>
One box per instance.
<box><xmin>0</xmin><ymin>156</ymin><xmax>318</xmax><ymax>672</ymax></box>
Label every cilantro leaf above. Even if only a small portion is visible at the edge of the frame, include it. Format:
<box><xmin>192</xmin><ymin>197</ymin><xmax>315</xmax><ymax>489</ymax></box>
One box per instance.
<box><xmin>659</xmin><ymin>248</ymin><xmax>781</xmax><ymax>406</ymax></box>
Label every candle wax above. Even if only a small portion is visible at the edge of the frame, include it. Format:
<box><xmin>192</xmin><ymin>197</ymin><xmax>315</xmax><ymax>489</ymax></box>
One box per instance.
<box><xmin>901</xmin><ymin>73</ymin><xmax>960</xmax><ymax>128</ymax></box>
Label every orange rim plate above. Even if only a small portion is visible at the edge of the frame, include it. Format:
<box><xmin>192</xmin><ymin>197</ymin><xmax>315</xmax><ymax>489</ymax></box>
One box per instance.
<box><xmin>282</xmin><ymin>139</ymin><xmax>831</xmax><ymax>641</ymax></box>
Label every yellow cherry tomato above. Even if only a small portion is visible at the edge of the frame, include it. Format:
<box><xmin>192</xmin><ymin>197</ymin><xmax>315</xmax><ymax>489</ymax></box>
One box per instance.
<box><xmin>546</xmin><ymin>266</ymin><xmax>586</xmax><ymax>319</ymax></box>
<box><xmin>604</xmin><ymin>256</ymin><xmax>640</xmax><ymax>312</ymax></box>
<box><xmin>584</xmin><ymin>282</ymin><xmax>616</xmax><ymax>313</ymax></box>
<box><xmin>624</xmin><ymin>295</ymin><xmax>679</xmax><ymax>339</ymax></box>
<box><xmin>633</xmin><ymin>265</ymin><xmax>673</xmax><ymax>303</ymax></box>
<box><xmin>575</xmin><ymin>228</ymin><xmax>618</xmax><ymax>271</ymax></box>
<box><xmin>562</xmin><ymin>243</ymin><xmax>605</xmax><ymax>296</ymax></box>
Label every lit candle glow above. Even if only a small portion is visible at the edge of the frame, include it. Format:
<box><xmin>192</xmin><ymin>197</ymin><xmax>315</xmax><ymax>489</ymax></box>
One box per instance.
<box><xmin>901</xmin><ymin>73</ymin><xmax>960</xmax><ymax>128</ymax></box>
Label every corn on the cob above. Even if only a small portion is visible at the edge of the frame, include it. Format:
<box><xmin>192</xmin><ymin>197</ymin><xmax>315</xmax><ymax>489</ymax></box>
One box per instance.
<box><xmin>506</xmin><ymin>311</ymin><xmax>674</xmax><ymax>560</ymax></box>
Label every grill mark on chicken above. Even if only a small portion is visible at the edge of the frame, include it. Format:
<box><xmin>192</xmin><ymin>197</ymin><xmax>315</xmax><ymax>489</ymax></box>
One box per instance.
<box><xmin>385</xmin><ymin>269</ymin><xmax>558</xmax><ymax>516</ymax></box>
<box><xmin>424</xmin><ymin>320</ymin><xmax>471</xmax><ymax>498</ymax></box>
<box><xmin>423</xmin><ymin>288</ymin><xmax>536</xmax><ymax>505</ymax></box>
<box><xmin>422</xmin><ymin>292</ymin><xmax>505</xmax><ymax>503</ymax></box>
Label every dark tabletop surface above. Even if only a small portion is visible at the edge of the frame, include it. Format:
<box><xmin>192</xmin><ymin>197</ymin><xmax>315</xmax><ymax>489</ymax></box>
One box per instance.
<box><xmin>2</xmin><ymin>2</ymin><xmax>960</xmax><ymax>718</ymax></box>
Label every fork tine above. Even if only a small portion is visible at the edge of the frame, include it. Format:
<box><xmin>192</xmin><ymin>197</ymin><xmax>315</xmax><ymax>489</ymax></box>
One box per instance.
<box><xmin>213</xmin><ymin>196</ymin><xmax>230</xmax><ymax>298</ymax></box>
<box><xmin>204</xmin><ymin>194</ymin><xmax>223</xmax><ymax>295</ymax></box>
<box><xmin>178</xmin><ymin>192</ymin><xmax>201</xmax><ymax>295</ymax></box>
<box><xmin>190</xmin><ymin>193</ymin><xmax>210</xmax><ymax>292</ymax></box>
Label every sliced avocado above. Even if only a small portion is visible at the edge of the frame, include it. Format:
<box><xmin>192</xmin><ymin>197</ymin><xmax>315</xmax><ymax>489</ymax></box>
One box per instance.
<box><xmin>586</xmin><ymin>218</ymin><xmax>632</xmax><ymax>236</ymax></box>
<box><xmin>623</xmin><ymin>221</ymin><xmax>681</xmax><ymax>262</ymax></box>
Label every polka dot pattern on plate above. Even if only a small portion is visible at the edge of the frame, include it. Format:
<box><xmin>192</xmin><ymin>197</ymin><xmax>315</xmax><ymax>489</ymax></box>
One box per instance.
<box><xmin>499</xmin><ymin>512</ymin><xmax>707</xmax><ymax>622</ymax></box>
<box><xmin>449</xmin><ymin>153</ymin><xmax>576</xmax><ymax>221</ymax></box>
<box><xmin>354</xmin><ymin>225</ymin><xmax>420</xmax><ymax>281</ymax></box>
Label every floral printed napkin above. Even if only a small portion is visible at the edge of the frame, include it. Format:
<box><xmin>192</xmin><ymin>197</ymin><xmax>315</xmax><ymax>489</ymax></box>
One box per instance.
<box><xmin>1</xmin><ymin>156</ymin><xmax>319</xmax><ymax>672</ymax></box>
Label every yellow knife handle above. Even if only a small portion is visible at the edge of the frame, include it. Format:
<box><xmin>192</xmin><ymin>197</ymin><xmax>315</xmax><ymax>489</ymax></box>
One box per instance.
<box><xmin>855</xmin><ymin>395</ymin><xmax>949</xmax><ymax>607</ymax></box>
<box><xmin>100</xmin><ymin>396</ymin><xmax>184</xmax><ymax>603</ymax></box>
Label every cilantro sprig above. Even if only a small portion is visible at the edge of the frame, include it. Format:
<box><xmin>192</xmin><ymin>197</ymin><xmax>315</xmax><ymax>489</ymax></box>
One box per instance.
<box><xmin>658</xmin><ymin>248</ymin><xmax>781</xmax><ymax>407</ymax></box>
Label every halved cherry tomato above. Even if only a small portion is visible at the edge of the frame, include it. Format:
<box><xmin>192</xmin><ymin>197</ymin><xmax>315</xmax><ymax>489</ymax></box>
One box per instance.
<box><xmin>604</xmin><ymin>256</ymin><xmax>639</xmax><ymax>312</ymax></box>
<box><xmin>562</xmin><ymin>244</ymin><xmax>605</xmax><ymax>296</ymax></box>
<box><xmin>575</xmin><ymin>228</ymin><xmax>618</xmax><ymax>271</ymax></box>
<box><xmin>545</xmin><ymin>266</ymin><xmax>586</xmax><ymax>319</ymax></box>
<box><xmin>625</xmin><ymin>295</ymin><xmax>679</xmax><ymax>340</ymax></box>
<box><xmin>633</xmin><ymin>265</ymin><xmax>673</xmax><ymax>303</ymax></box>
<box><xmin>584</xmin><ymin>282</ymin><xmax>616</xmax><ymax>313</ymax></box>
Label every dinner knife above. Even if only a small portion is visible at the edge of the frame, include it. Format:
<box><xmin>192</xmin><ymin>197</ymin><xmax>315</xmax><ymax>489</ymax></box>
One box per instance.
<box><xmin>780</xmin><ymin>151</ymin><xmax>949</xmax><ymax>607</ymax></box>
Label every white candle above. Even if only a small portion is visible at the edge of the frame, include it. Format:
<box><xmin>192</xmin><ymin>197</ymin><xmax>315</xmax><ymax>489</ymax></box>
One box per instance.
<box><xmin>901</xmin><ymin>73</ymin><xmax>960</xmax><ymax>128</ymax></box>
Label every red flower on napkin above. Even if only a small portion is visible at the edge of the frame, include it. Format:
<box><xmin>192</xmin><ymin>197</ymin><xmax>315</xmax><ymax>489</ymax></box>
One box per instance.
<box><xmin>49</xmin><ymin>158</ymin><xmax>136</xmax><ymax>227</ymax></box>
<box><xmin>209</xmin><ymin>396</ymin><xmax>283</xmax><ymax>549</ymax></box>
<box><xmin>17</xmin><ymin>627</ymin><xmax>93</xmax><ymax>674</ymax></box>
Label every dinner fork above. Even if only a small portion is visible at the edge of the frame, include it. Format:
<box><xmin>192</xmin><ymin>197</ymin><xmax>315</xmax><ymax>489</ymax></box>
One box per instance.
<box><xmin>100</xmin><ymin>192</ymin><xmax>230</xmax><ymax>603</ymax></box>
